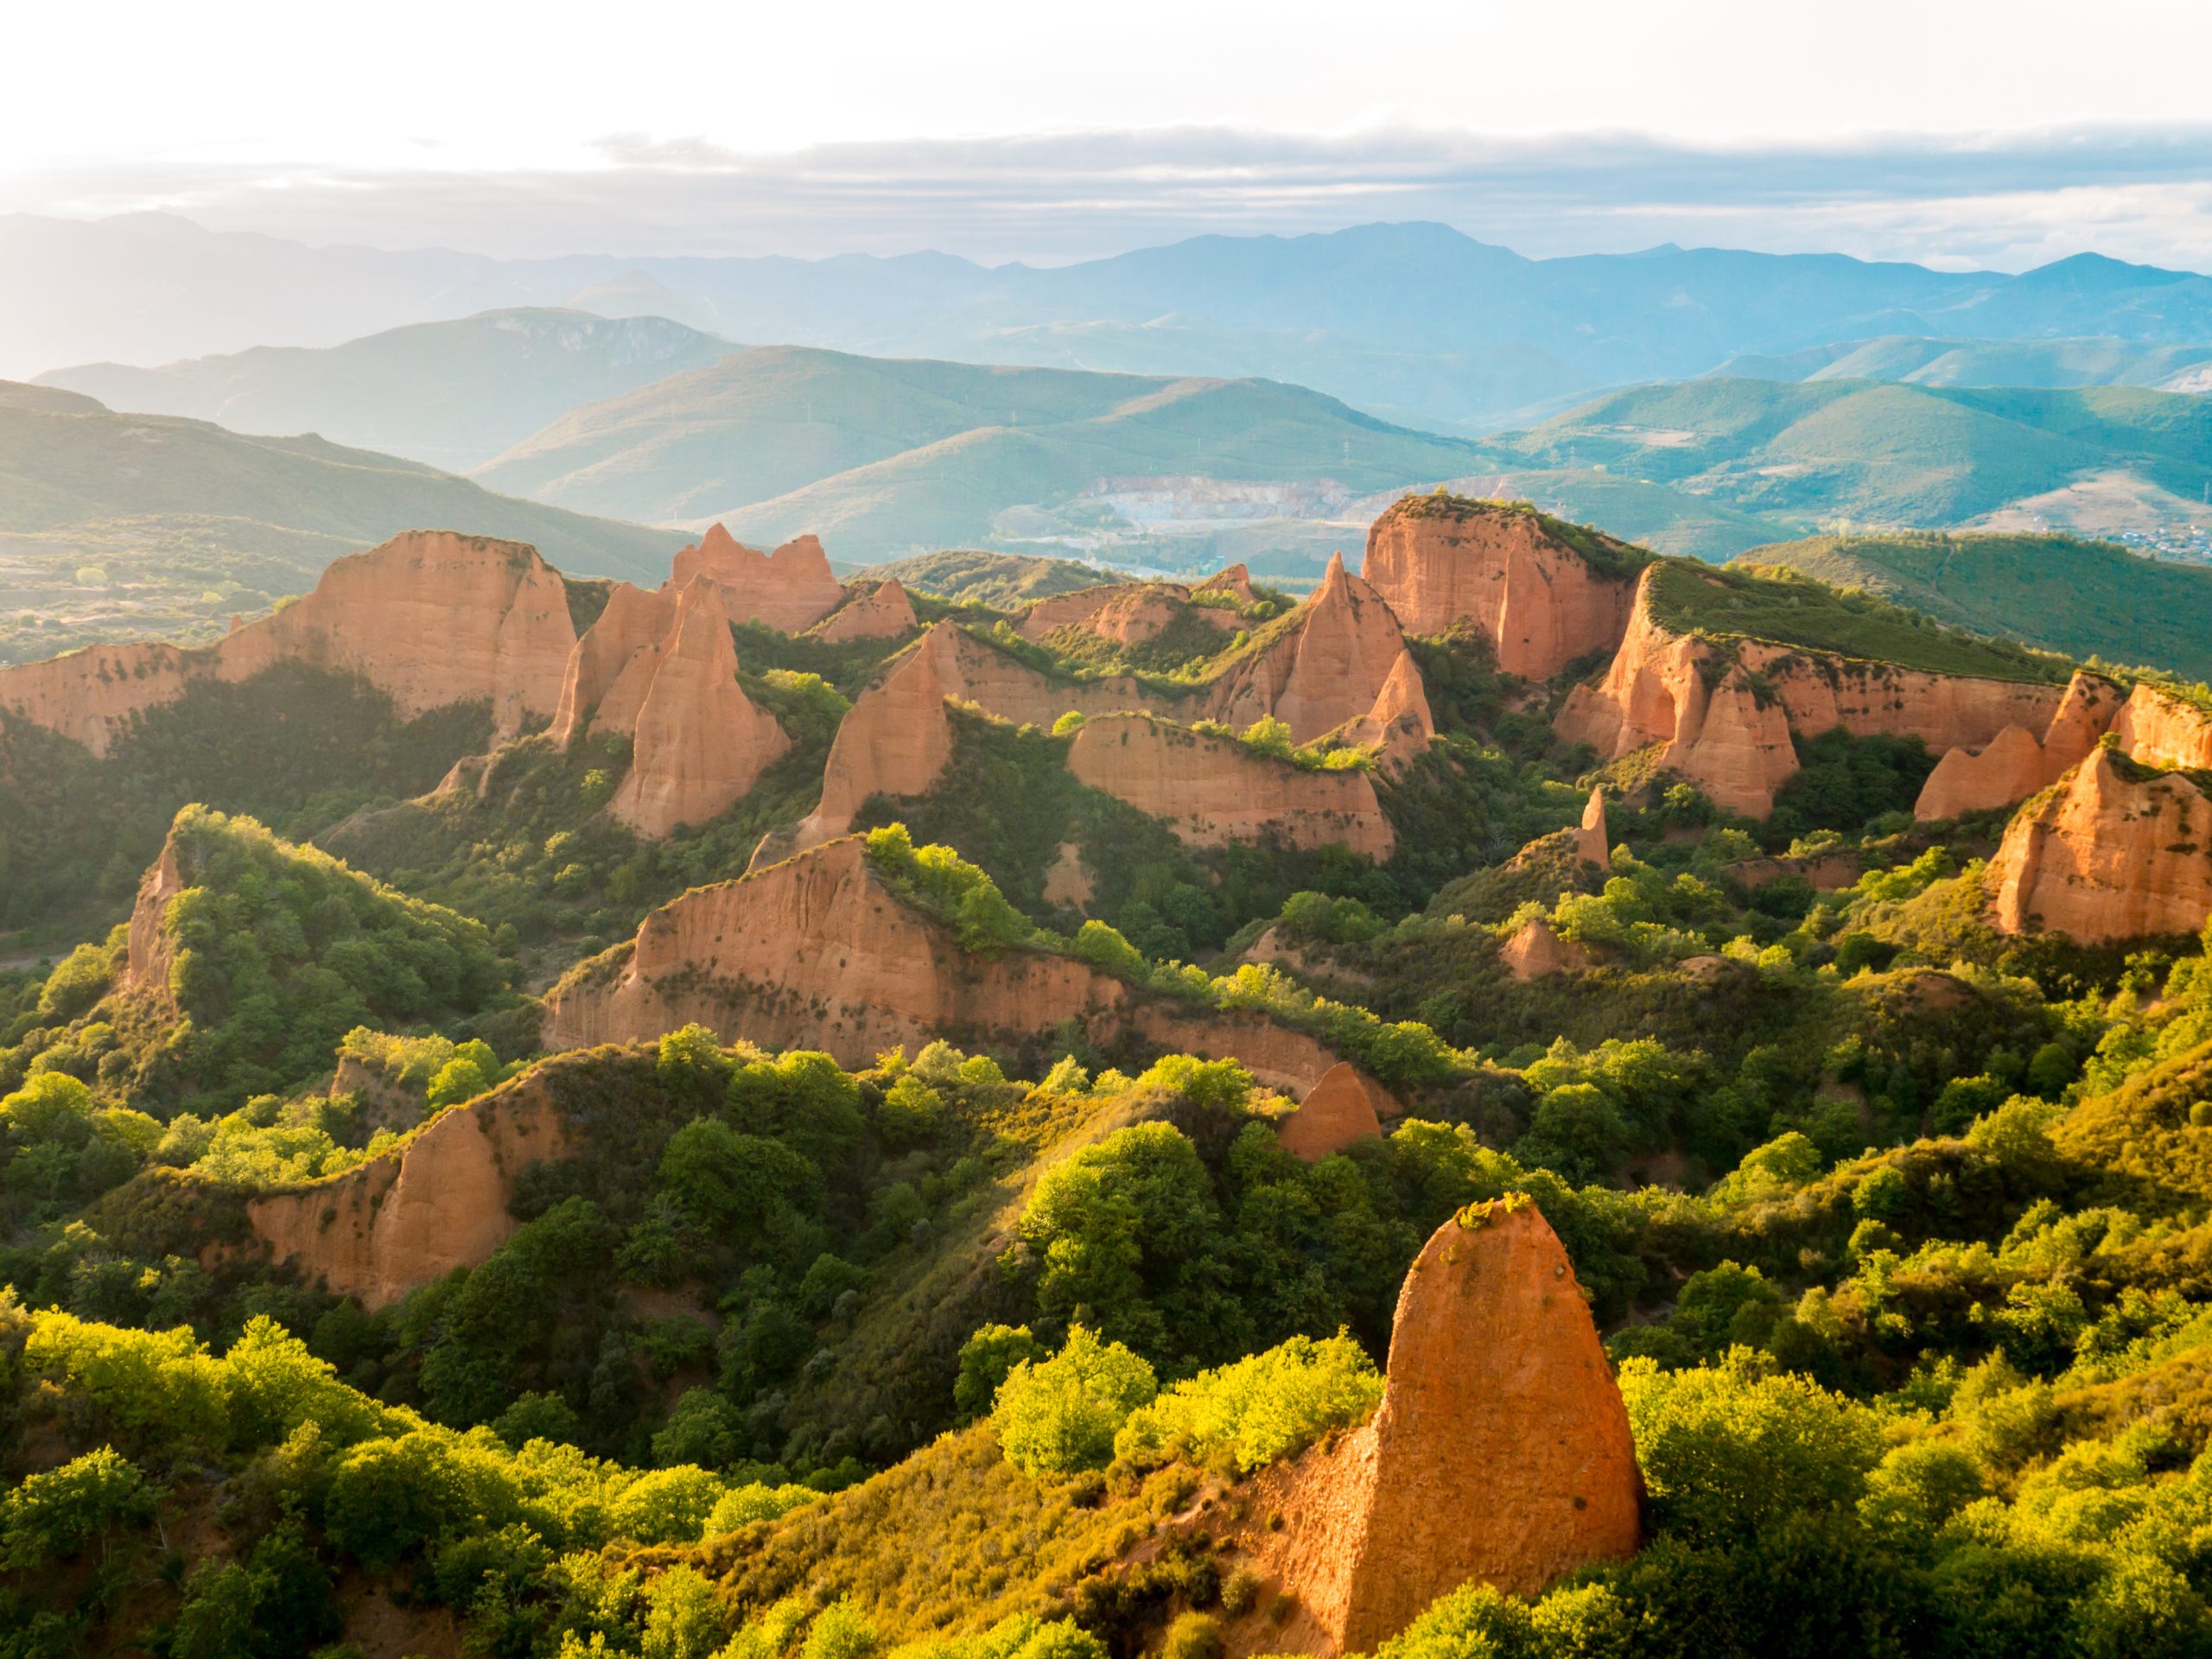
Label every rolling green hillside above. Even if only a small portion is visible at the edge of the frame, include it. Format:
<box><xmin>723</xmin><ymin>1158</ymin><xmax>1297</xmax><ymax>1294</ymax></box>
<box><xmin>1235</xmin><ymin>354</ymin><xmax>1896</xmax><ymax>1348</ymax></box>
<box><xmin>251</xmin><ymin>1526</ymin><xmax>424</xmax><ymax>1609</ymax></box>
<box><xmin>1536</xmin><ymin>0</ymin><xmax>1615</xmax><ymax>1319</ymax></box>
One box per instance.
<box><xmin>1747</xmin><ymin>529</ymin><xmax>2212</xmax><ymax>680</ymax></box>
<box><xmin>0</xmin><ymin>381</ymin><xmax>675</xmax><ymax>664</ymax></box>
<box><xmin>861</xmin><ymin>549</ymin><xmax>1128</xmax><ymax>608</ymax></box>
<box><xmin>472</xmin><ymin>346</ymin><xmax>1484</xmax><ymax>556</ymax></box>
<box><xmin>1480</xmin><ymin>377</ymin><xmax>2212</xmax><ymax>543</ymax></box>
<box><xmin>35</xmin><ymin>308</ymin><xmax>736</xmax><ymax>472</ymax></box>
<box><xmin>1713</xmin><ymin>334</ymin><xmax>2212</xmax><ymax>393</ymax></box>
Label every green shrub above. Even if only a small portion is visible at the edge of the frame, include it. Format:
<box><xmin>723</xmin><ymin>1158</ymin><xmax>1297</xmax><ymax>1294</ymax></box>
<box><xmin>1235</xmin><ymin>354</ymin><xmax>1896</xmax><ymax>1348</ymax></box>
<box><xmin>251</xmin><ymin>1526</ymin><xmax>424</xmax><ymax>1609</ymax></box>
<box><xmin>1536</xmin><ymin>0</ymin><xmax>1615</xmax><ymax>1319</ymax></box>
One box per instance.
<box><xmin>994</xmin><ymin>1326</ymin><xmax>1158</xmax><ymax>1477</ymax></box>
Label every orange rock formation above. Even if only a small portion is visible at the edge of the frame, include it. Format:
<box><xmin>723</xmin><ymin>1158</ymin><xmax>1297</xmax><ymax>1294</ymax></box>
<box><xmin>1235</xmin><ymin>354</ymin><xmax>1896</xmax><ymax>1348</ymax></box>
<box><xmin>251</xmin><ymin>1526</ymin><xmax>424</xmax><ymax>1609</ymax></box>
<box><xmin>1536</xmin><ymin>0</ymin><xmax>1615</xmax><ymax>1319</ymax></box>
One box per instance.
<box><xmin>1275</xmin><ymin>1061</ymin><xmax>1391</xmax><ymax>1161</ymax></box>
<box><xmin>607</xmin><ymin>580</ymin><xmax>791</xmax><ymax>837</ymax></box>
<box><xmin>543</xmin><ymin>837</ymin><xmax>1351</xmax><ymax>1086</ymax></box>
<box><xmin>1213</xmin><ymin>554</ymin><xmax>1409</xmax><ymax>741</ymax></box>
<box><xmin>671</xmin><ymin>524</ymin><xmax>846</xmax><ymax>632</ymax></box>
<box><xmin>1019</xmin><ymin>581</ymin><xmax>1239</xmax><ymax>650</ymax></box>
<box><xmin>1361</xmin><ymin>499</ymin><xmax>1639</xmax><ymax>680</ymax></box>
<box><xmin>1557</xmin><ymin>567</ymin><xmax>2074</xmax><ymax>816</ymax></box>
<box><xmin>1576</xmin><ymin>785</ymin><xmax>1609</xmax><ymax>868</ymax></box>
<box><xmin>247</xmin><ymin>1080</ymin><xmax>569</xmax><ymax>1309</ymax></box>
<box><xmin>1914</xmin><ymin>671</ymin><xmax>2125</xmax><ymax>820</ymax></box>
<box><xmin>1330</xmin><ymin>649</ymin><xmax>1435</xmax><ymax>776</ymax></box>
<box><xmin>1066</xmin><ymin>715</ymin><xmax>1394</xmax><ymax>860</ymax></box>
<box><xmin>2110</xmin><ymin>682</ymin><xmax>2212</xmax><ymax>771</ymax></box>
<box><xmin>0</xmin><ymin>531</ymin><xmax>579</xmax><ymax>755</ymax></box>
<box><xmin>1990</xmin><ymin>747</ymin><xmax>2212</xmax><ymax>942</ymax></box>
<box><xmin>1194</xmin><ymin>563</ymin><xmax>1259</xmax><ymax>605</ymax></box>
<box><xmin>794</xmin><ymin>565</ymin><xmax>1407</xmax><ymax>851</ymax></box>
<box><xmin>551</xmin><ymin>582</ymin><xmax>680</xmax><ymax>747</ymax></box>
<box><xmin>1500</xmin><ymin>918</ymin><xmax>1594</xmax><ymax>979</ymax></box>
<box><xmin>815</xmin><ymin>577</ymin><xmax>918</xmax><ymax>643</ymax></box>
<box><xmin>1222</xmin><ymin>1198</ymin><xmax>1643</xmax><ymax>1653</ymax></box>
<box><xmin>122</xmin><ymin>835</ymin><xmax>187</xmax><ymax>1007</ymax></box>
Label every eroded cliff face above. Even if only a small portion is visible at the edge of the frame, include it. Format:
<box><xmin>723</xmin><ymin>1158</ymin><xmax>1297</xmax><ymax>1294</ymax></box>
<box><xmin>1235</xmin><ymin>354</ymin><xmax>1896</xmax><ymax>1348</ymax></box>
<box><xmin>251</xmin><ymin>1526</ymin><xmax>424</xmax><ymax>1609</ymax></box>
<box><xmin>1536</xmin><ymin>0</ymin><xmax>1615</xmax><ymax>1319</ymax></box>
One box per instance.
<box><xmin>1558</xmin><ymin>567</ymin><xmax>2075</xmax><ymax>816</ymax></box>
<box><xmin>1329</xmin><ymin>649</ymin><xmax>1434</xmax><ymax>777</ymax></box>
<box><xmin>1362</xmin><ymin>499</ymin><xmax>1638</xmax><ymax>680</ymax></box>
<box><xmin>815</xmin><ymin>577</ymin><xmax>918</xmax><ymax>643</ymax></box>
<box><xmin>1500</xmin><ymin>918</ymin><xmax>1595</xmax><ymax>980</ymax></box>
<box><xmin>543</xmin><ymin>837</ymin><xmax>1125</xmax><ymax>1063</ymax></box>
<box><xmin>1194</xmin><ymin>564</ymin><xmax>1258</xmax><ymax>606</ymax></box>
<box><xmin>552</xmin><ymin>582</ymin><xmax>680</xmax><ymax>747</ymax></box>
<box><xmin>607</xmin><ymin>581</ymin><xmax>791</xmax><ymax>837</ymax></box>
<box><xmin>543</xmin><ymin>837</ymin><xmax>1354</xmax><ymax>1085</ymax></box>
<box><xmin>122</xmin><ymin>834</ymin><xmax>187</xmax><ymax>1007</ymax></box>
<box><xmin>1020</xmin><ymin>582</ymin><xmax>1234</xmax><ymax>651</ymax></box>
<box><xmin>0</xmin><ymin>531</ymin><xmax>580</xmax><ymax>755</ymax></box>
<box><xmin>795</xmin><ymin>623</ymin><xmax>1178</xmax><ymax>848</ymax></box>
<box><xmin>1990</xmin><ymin>747</ymin><xmax>2212</xmax><ymax>942</ymax></box>
<box><xmin>1066</xmin><ymin>715</ymin><xmax>1393</xmax><ymax>860</ymax></box>
<box><xmin>1576</xmin><ymin>785</ymin><xmax>1610</xmax><ymax>869</ymax></box>
<box><xmin>1213</xmin><ymin>555</ymin><xmax>1408</xmax><ymax>741</ymax></box>
<box><xmin>246</xmin><ymin>1079</ymin><xmax>569</xmax><ymax>1309</ymax></box>
<box><xmin>2110</xmin><ymin>682</ymin><xmax>2212</xmax><ymax>771</ymax></box>
<box><xmin>1913</xmin><ymin>671</ymin><xmax>2125</xmax><ymax>821</ymax></box>
<box><xmin>1275</xmin><ymin>1061</ymin><xmax>1391</xmax><ymax>1162</ymax></box>
<box><xmin>671</xmin><ymin>524</ymin><xmax>846</xmax><ymax>632</ymax></box>
<box><xmin>797</xmin><ymin>567</ymin><xmax>1408</xmax><ymax>853</ymax></box>
<box><xmin>1208</xmin><ymin>1198</ymin><xmax>1643</xmax><ymax>1655</ymax></box>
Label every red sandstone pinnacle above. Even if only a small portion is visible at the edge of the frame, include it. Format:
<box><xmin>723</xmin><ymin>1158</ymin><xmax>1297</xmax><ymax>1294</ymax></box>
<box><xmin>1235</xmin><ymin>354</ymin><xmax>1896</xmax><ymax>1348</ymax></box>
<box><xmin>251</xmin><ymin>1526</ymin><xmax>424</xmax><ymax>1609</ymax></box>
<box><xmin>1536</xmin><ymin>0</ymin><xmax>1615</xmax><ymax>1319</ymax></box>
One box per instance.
<box><xmin>1361</xmin><ymin>498</ymin><xmax>1638</xmax><ymax>680</ymax></box>
<box><xmin>2111</xmin><ymin>680</ymin><xmax>2212</xmax><ymax>771</ymax></box>
<box><xmin>1214</xmin><ymin>552</ymin><xmax>1408</xmax><ymax>742</ymax></box>
<box><xmin>1331</xmin><ymin>649</ymin><xmax>1435</xmax><ymax>776</ymax></box>
<box><xmin>0</xmin><ymin>531</ymin><xmax>578</xmax><ymax>756</ymax></box>
<box><xmin>1242</xmin><ymin>1197</ymin><xmax>1643</xmax><ymax>1654</ymax></box>
<box><xmin>608</xmin><ymin>579</ymin><xmax>791</xmax><ymax>837</ymax></box>
<box><xmin>1914</xmin><ymin>671</ymin><xmax>2126</xmax><ymax>821</ymax></box>
<box><xmin>1500</xmin><ymin>917</ymin><xmax>1594</xmax><ymax>980</ymax></box>
<box><xmin>1557</xmin><ymin>566</ymin><xmax>2075</xmax><ymax>817</ymax></box>
<box><xmin>669</xmin><ymin>523</ymin><xmax>845</xmax><ymax>632</ymax></box>
<box><xmin>1341</xmin><ymin>1199</ymin><xmax>1642</xmax><ymax>1639</ymax></box>
<box><xmin>1990</xmin><ymin>745</ymin><xmax>2212</xmax><ymax>943</ymax></box>
<box><xmin>1194</xmin><ymin>563</ymin><xmax>1258</xmax><ymax>605</ymax></box>
<box><xmin>552</xmin><ymin>582</ymin><xmax>681</xmax><ymax>748</ymax></box>
<box><xmin>815</xmin><ymin>577</ymin><xmax>918</xmax><ymax>643</ymax></box>
<box><xmin>1065</xmin><ymin>715</ymin><xmax>1394</xmax><ymax>860</ymax></box>
<box><xmin>1276</xmin><ymin>1061</ymin><xmax>1392</xmax><ymax>1160</ymax></box>
<box><xmin>1576</xmin><ymin>785</ymin><xmax>1609</xmax><ymax>868</ymax></box>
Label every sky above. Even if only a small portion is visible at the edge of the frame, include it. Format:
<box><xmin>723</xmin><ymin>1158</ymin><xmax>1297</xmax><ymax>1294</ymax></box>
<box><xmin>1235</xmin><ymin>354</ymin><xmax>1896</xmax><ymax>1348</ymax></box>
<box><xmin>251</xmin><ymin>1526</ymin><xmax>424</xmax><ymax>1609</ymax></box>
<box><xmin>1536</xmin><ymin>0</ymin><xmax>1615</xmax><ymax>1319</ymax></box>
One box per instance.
<box><xmin>9</xmin><ymin>0</ymin><xmax>2212</xmax><ymax>270</ymax></box>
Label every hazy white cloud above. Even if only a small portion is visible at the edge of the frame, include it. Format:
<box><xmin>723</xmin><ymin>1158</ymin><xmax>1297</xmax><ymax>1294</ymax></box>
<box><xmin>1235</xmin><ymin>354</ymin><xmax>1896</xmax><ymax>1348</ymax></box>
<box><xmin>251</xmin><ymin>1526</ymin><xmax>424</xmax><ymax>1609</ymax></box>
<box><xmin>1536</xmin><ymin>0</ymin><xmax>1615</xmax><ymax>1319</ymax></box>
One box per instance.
<box><xmin>9</xmin><ymin>124</ymin><xmax>2212</xmax><ymax>272</ymax></box>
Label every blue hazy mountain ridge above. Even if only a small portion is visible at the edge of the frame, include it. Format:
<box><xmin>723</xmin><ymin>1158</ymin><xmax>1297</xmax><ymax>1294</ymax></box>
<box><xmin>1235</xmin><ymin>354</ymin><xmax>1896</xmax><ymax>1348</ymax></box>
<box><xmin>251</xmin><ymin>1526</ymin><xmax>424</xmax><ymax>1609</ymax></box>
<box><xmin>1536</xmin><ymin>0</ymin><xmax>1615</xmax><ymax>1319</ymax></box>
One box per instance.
<box><xmin>36</xmin><ymin>309</ymin><xmax>738</xmax><ymax>473</ymax></box>
<box><xmin>469</xmin><ymin>344</ymin><xmax>1489</xmax><ymax>544</ymax></box>
<box><xmin>12</xmin><ymin>215</ymin><xmax>2212</xmax><ymax>433</ymax></box>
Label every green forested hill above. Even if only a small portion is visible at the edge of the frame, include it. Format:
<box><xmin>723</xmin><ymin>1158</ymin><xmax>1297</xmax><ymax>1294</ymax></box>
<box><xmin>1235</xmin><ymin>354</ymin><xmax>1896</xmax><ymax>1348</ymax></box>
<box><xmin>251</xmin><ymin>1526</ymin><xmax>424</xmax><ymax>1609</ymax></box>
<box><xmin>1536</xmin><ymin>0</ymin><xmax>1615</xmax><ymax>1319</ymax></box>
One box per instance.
<box><xmin>861</xmin><ymin>549</ymin><xmax>1127</xmax><ymax>608</ymax></box>
<box><xmin>470</xmin><ymin>345</ymin><xmax>1484</xmax><ymax>553</ymax></box>
<box><xmin>1747</xmin><ymin>530</ymin><xmax>2212</xmax><ymax>680</ymax></box>
<box><xmin>0</xmin><ymin>381</ymin><xmax>675</xmax><ymax>664</ymax></box>
<box><xmin>1471</xmin><ymin>378</ymin><xmax>2212</xmax><ymax>555</ymax></box>
<box><xmin>35</xmin><ymin>308</ymin><xmax>737</xmax><ymax>473</ymax></box>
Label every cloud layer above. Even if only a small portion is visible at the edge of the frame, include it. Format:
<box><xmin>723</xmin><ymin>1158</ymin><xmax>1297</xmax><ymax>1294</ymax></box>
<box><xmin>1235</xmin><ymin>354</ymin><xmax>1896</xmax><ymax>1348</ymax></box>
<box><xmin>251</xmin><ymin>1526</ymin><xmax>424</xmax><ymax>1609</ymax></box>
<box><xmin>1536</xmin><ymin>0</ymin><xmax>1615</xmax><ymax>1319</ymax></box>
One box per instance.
<box><xmin>10</xmin><ymin>124</ymin><xmax>2212</xmax><ymax>273</ymax></box>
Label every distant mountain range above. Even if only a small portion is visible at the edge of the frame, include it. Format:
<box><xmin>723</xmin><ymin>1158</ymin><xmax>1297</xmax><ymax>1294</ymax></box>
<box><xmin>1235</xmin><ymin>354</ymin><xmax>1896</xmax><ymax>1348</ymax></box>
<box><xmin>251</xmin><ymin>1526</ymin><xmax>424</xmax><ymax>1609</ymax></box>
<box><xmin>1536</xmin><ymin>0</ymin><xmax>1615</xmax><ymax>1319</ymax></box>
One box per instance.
<box><xmin>40</xmin><ymin>310</ymin><xmax>735</xmax><ymax>472</ymax></box>
<box><xmin>470</xmin><ymin>345</ymin><xmax>1484</xmax><ymax>560</ymax></box>
<box><xmin>0</xmin><ymin>381</ymin><xmax>671</xmax><ymax>664</ymax></box>
<box><xmin>11</xmin><ymin>214</ymin><xmax>2212</xmax><ymax>432</ymax></box>
<box><xmin>1456</xmin><ymin>378</ymin><xmax>2212</xmax><ymax>559</ymax></box>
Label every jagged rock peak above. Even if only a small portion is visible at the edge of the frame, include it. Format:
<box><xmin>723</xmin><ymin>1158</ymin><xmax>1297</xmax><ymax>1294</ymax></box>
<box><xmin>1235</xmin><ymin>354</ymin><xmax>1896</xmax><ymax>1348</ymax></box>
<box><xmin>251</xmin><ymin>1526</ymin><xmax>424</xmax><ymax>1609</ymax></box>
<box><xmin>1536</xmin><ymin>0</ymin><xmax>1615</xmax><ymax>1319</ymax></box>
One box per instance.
<box><xmin>670</xmin><ymin>522</ymin><xmax>845</xmax><ymax>632</ymax></box>
<box><xmin>816</xmin><ymin>576</ymin><xmax>918</xmax><ymax>643</ymax></box>
<box><xmin>1990</xmin><ymin>744</ymin><xmax>2212</xmax><ymax>943</ymax></box>
<box><xmin>1276</xmin><ymin>1061</ymin><xmax>1391</xmax><ymax>1161</ymax></box>
<box><xmin>1362</xmin><ymin>495</ymin><xmax>1643</xmax><ymax>681</ymax></box>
